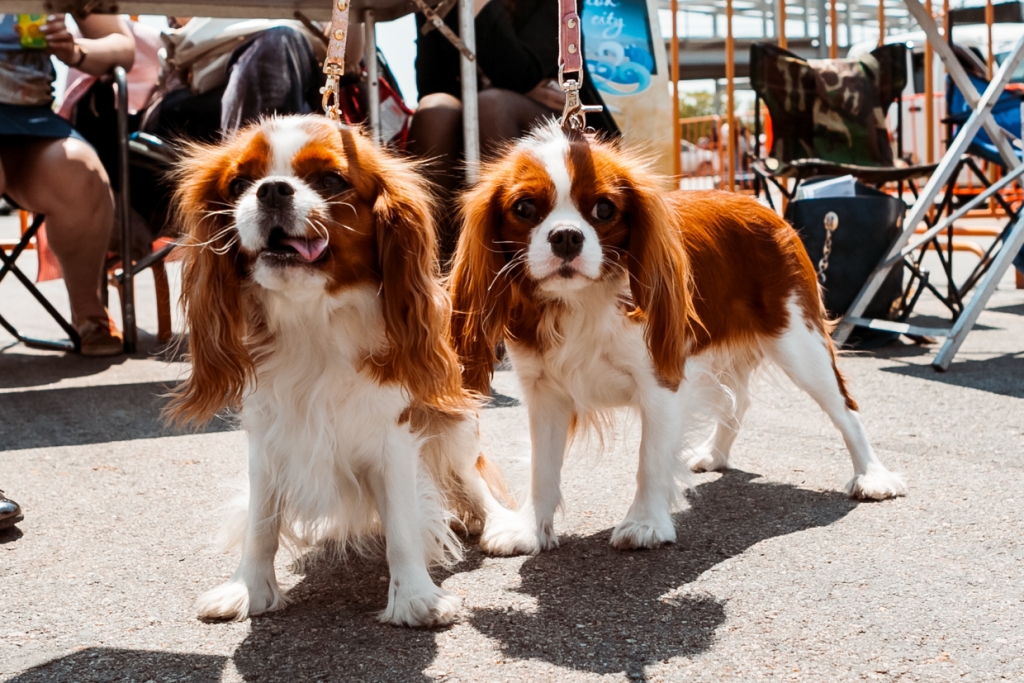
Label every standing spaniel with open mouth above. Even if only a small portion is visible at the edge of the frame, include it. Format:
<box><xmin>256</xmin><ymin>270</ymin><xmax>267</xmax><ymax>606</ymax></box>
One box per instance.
<box><xmin>449</xmin><ymin>122</ymin><xmax>906</xmax><ymax>556</ymax></box>
<box><xmin>167</xmin><ymin>115</ymin><xmax>510</xmax><ymax>626</ymax></box>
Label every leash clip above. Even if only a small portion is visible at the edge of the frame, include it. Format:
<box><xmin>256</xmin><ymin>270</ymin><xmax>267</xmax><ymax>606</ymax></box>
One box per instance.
<box><xmin>321</xmin><ymin>65</ymin><xmax>343</xmax><ymax>121</ymax></box>
<box><xmin>558</xmin><ymin>67</ymin><xmax>602</xmax><ymax>131</ymax></box>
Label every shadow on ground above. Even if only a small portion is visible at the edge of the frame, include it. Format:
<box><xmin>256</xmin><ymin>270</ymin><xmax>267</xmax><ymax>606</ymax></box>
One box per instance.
<box><xmin>5</xmin><ymin>648</ymin><xmax>226</xmax><ymax>683</ymax></box>
<box><xmin>0</xmin><ymin>350</ymin><xmax>128</xmax><ymax>390</ymax></box>
<box><xmin>0</xmin><ymin>381</ymin><xmax>238</xmax><ymax>451</ymax></box>
<box><xmin>879</xmin><ymin>351</ymin><xmax>1024</xmax><ymax>398</ymax></box>
<box><xmin>5</xmin><ymin>471</ymin><xmax>858</xmax><ymax>682</ymax></box>
<box><xmin>469</xmin><ymin>469</ymin><xmax>857</xmax><ymax>680</ymax></box>
<box><xmin>0</xmin><ymin>337</ymin><xmax>179</xmax><ymax>391</ymax></box>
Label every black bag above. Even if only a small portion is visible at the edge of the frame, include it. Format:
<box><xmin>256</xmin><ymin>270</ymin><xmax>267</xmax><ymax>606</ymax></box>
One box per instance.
<box><xmin>785</xmin><ymin>182</ymin><xmax>905</xmax><ymax>347</ymax></box>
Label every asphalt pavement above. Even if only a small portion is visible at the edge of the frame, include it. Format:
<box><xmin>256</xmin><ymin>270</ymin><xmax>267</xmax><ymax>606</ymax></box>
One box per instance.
<box><xmin>1</xmin><ymin>257</ymin><xmax>1022</xmax><ymax>682</ymax></box>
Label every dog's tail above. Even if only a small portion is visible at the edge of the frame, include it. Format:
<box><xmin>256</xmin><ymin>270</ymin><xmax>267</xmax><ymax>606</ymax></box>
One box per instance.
<box><xmin>476</xmin><ymin>453</ymin><xmax>516</xmax><ymax>510</ymax></box>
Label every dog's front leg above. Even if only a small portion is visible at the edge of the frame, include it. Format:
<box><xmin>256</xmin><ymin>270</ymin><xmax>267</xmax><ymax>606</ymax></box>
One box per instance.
<box><xmin>376</xmin><ymin>429</ymin><xmax>460</xmax><ymax>628</ymax></box>
<box><xmin>480</xmin><ymin>388</ymin><xmax>572</xmax><ymax>556</ymax></box>
<box><xmin>611</xmin><ymin>386</ymin><xmax>685</xmax><ymax>549</ymax></box>
<box><xmin>196</xmin><ymin>438</ymin><xmax>285</xmax><ymax>620</ymax></box>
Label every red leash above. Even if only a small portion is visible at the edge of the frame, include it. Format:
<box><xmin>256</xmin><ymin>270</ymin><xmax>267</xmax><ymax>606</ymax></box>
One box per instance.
<box><xmin>322</xmin><ymin>0</ymin><xmax>353</xmax><ymax>120</ymax></box>
<box><xmin>557</xmin><ymin>0</ymin><xmax>602</xmax><ymax>131</ymax></box>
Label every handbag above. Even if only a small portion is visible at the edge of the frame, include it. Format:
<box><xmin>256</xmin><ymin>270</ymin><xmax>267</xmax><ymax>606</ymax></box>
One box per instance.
<box><xmin>785</xmin><ymin>182</ymin><xmax>905</xmax><ymax>347</ymax></box>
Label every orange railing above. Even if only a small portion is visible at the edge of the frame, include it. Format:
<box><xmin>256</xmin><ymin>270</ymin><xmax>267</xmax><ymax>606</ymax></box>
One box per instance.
<box><xmin>678</xmin><ymin>113</ymin><xmax>759</xmax><ymax>192</ymax></box>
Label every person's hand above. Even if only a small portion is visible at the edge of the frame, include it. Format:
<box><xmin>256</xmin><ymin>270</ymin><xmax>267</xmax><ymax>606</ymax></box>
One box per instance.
<box><xmin>42</xmin><ymin>14</ymin><xmax>81</xmax><ymax>66</ymax></box>
<box><xmin>526</xmin><ymin>79</ymin><xmax>566</xmax><ymax>112</ymax></box>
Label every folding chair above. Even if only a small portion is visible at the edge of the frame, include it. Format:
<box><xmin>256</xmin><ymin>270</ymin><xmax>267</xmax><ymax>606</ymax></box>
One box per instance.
<box><xmin>834</xmin><ymin>0</ymin><xmax>1024</xmax><ymax>370</ymax></box>
<box><xmin>749</xmin><ymin>41</ymin><xmax>938</xmax><ymax>209</ymax></box>
<box><xmin>0</xmin><ymin>67</ymin><xmax>137</xmax><ymax>354</ymax></box>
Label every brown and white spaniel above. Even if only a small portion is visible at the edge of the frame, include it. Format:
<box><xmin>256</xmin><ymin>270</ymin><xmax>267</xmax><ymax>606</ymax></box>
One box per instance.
<box><xmin>167</xmin><ymin>115</ymin><xmax>511</xmax><ymax>626</ymax></box>
<box><xmin>449</xmin><ymin>122</ymin><xmax>905</xmax><ymax>556</ymax></box>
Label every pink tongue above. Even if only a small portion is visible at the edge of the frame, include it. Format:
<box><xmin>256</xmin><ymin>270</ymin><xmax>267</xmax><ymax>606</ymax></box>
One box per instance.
<box><xmin>282</xmin><ymin>237</ymin><xmax>328</xmax><ymax>262</ymax></box>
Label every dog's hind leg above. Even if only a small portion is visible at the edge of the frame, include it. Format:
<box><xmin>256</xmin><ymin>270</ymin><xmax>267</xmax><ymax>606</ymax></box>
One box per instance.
<box><xmin>767</xmin><ymin>298</ymin><xmax>907</xmax><ymax>500</ymax></box>
<box><xmin>689</xmin><ymin>358</ymin><xmax>754</xmax><ymax>472</ymax></box>
<box><xmin>196</xmin><ymin>438</ymin><xmax>286</xmax><ymax>621</ymax></box>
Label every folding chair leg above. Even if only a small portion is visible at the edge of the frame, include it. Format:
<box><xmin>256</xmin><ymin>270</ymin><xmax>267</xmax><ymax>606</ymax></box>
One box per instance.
<box><xmin>152</xmin><ymin>260</ymin><xmax>172</xmax><ymax>343</ymax></box>
<box><xmin>932</xmin><ymin>215</ymin><xmax>1024</xmax><ymax>371</ymax></box>
<box><xmin>0</xmin><ymin>244</ymin><xmax>80</xmax><ymax>352</ymax></box>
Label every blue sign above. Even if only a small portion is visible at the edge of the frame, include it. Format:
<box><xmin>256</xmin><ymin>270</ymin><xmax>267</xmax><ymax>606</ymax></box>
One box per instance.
<box><xmin>582</xmin><ymin>0</ymin><xmax>656</xmax><ymax>96</ymax></box>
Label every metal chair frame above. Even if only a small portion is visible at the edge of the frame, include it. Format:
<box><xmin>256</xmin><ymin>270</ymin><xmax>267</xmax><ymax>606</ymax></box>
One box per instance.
<box><xmin>834</xmin><ymin>0</ymin><xmax>1024</xmax><ymax>370</ymax></box>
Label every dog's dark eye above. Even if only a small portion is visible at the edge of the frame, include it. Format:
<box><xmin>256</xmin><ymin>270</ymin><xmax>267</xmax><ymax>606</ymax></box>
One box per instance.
<box><xmin>513</xmin><ymin>198</ymin><xmax>538</xmax><ymax>222</ymax></box>
<box><xmin>229</xmin><ymin>177</ymin><xmax>252</xmax><ymax>198</ymax></box>
<box><xmin>591</xmin><ymin>199</ymin><xmax>616</xmax><ymax>222</ymax></box>
<box><xmin>318</xmin><ymin>172</ymin><xmax>350</xmax><ymax>193</ymax></box>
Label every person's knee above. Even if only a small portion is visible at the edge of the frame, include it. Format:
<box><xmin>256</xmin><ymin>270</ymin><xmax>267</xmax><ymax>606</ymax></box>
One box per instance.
<box><xmin>409</xmin><ymin>94</ymin><xmax>463</xmax><ymax>144</ymax></box>
<box><xmin>478</xmin><ymin>88</ymin><xmax>522</xmax><ymax>123</ymax></box>
<box><xmin>413</xmin><ymin>93</ymin><xmax>462</xmax><ymax>123</ymax></box>
<box><xmin>41</xmin><ymin>140</ymin><xmax>113</xmax><ymax>217</ymax></box>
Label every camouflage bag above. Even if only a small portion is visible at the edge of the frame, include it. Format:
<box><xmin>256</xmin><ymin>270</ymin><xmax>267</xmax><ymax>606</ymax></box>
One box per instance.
<box><xmin>750</xmin><ymin>42</ymin><xmax>907</xmax><ymax>167</ymax></box>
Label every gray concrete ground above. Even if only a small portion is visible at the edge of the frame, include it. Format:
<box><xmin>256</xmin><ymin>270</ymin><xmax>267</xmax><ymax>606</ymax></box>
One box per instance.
<box><xmin>1</xmin><ymin>224</ymin><xmax>1022</xmax><ymax>682</ymax></box>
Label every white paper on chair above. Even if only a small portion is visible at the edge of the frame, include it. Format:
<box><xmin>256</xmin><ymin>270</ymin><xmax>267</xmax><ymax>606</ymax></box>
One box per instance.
<box><xmin>795</xmin><ymin>175</ymin><xmax>857</xmax><ymax>201</ymax></box>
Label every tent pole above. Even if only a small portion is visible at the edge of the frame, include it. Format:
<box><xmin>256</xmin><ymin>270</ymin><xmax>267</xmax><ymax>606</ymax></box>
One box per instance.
<box><xmin>777</xmin><ymin>0</ymin><xmax>787</xmax><ymax>49</ymax></box>
<box><xmin>925</xmin><ymin>0</ymin><xmax>935</xmax><ymax>163</ymax></box>
<box><xmin>726</xmin><ymin>0</ymin><xmax>735</xmax><ymax>191</ymax></box>
<box><xmin>672</xmin><ymin>0</ymin><xmax>681</xmax><ymax>179</ymax></box>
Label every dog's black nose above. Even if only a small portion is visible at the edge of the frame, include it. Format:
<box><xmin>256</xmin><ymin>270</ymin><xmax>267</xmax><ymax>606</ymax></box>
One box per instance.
<box><xmin>256</xmin><ymin>180</ymin><xmax>295</xmax><ymax>208</ymax></box>
<box><xmin>548</xmin><ymin>227</ymin><xmax>585</xmax><ymax>260</ymax></box>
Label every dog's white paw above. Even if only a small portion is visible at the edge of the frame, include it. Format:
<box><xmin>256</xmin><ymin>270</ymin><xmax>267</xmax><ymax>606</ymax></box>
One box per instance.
<box><xmin>381</xmin><ymin>582</ymin><xmax>461</xmax><ymax>628</ymax></box>
<box><xmin>479</xmin><ymin>509</ymin><xmax>557</xmax><ymax>556</ymax></box>
<box><xmin>846</xmin><ymin>468</ymin><xmax>908</xmax><ymax>500</ymax></box>
<box><xmin>610</xmin><ymin>513</ymin><xmax>677</xmax><ymax>550</ymax></box>
<box><xmin>196</xmin><ymin>578</ymin><xmax>285</xmax><ymax>621</ymax></box>
<box><xmin>688</xmin><ymin>446</ymin><xmax>727</xmax><ymax>473</ymax></box>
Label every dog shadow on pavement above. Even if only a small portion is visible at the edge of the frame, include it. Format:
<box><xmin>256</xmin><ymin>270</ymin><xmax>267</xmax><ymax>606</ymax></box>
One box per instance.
<box><xmin>226</xmin><ymin>547</ymin><xmax>488</xmax><ymax>683</ymax></box>
<box><xmin>469</xmin><ymin>469</ymin><xmax>859</xmax><ymax>681</ymax></box>
<box><xmin>4</xmin><ymin>471</ymin><xmax>858</xmax><ymax>683</ymax></box>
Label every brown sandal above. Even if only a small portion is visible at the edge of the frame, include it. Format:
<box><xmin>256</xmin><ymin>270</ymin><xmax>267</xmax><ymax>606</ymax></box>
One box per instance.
<box><xmin>75</xmin><ymin>315</ymin><xmax>123</xmax><ymax>357</ymax></box>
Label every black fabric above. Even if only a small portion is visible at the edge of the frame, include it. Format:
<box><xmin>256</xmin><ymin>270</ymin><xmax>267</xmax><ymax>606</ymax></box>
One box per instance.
<box><xmin>785</xmin><ymin>182</ymin><xmax>905</xmax><ymax>348</ymax></box>
<box><xmin>416</xmin><ymin>0</ymin><xmax>619</xmax><ymax>135</ymax></box>
<box><xmin>220</xmin><ymin>26</ymin><xmax>321</xmax><ymax>134</ymax></box>
<box><xmin>0</xmin><ymin>103</ymin><xmax>77</xmax><ymax>139</ymax></box>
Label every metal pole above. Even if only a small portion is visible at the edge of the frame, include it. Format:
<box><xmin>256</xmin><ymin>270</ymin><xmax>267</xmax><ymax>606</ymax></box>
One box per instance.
<box><xmin>672</xmin><ymin>0</ymin><xmax>681</xmax><ymax>179</ymax></box>
<box><xmin>925</xmin><ymin>0</ymin><xmax>934</xmax><ymax>163</ymax></box>
<box><xmin>829</xmin><ymin>0</ymin><xmax>838</xmax><ymax>58</ymax></box>
<box><xmin>878</xmin><ymin>0</ymin><xmax>885</xmax><ymax>46</ymax></box>
<box><xmin>115</xmin><ymin>66</ymin><xmax>135</xmax><ymax>354</ymax></box>
<box><xmin>777</xmin><ymin>0</ymin><xmax>787</xmax><ymax>48</ymax></box>
<box><xmin>817</xmin><ymin>0</ymin><xmax>827</xmax><ymax>57</ymax></box>
<box><xmin>459</xmin><ymin>0</ymin><xmax>480</xmax><ymax>181</ymax></box>
<box><xmin>726</xmin><ymin>0</ymin><xmax>735</xmax><ymax>191</ymax></box>
<box><xmin>363</xmin><ymin>9</ymin><xmax>380</xmax><ymax>142</ymax></box>
<box><xmin>986</xmin><ymin>0</ymin><xmax>994</xmax><ymax>79</ymax></box>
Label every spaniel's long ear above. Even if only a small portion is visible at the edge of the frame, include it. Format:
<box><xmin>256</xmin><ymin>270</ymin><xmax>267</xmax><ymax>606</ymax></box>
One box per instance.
<box><xmin>369</xmin><ymin>147</ymin><xmax>465</xmax><ymax>411</ymax></box>
<box><xmin>625</xmin><ymin>170</ymin><xmax>693</xmax><ymax>391</ymax></box>
<box><xmin>164</xmin><ymin>145</ymin><xmax>255</xmax><ymax>427</ymax></box>
<box><xmin>447</xmin><ymin>174</ymin><xmax>511</xmax><ymax>396</ymax></box>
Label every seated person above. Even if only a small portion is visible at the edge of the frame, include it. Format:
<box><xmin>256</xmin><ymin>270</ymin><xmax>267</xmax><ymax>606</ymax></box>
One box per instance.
<box><xmin>140</xmin><ymin>17</ymin><xmax>329</xmax><ymax>142</ymax></box>
<box><xmin>407</xmin><ymin>0</ymin><xmax>618</xmax><ymax>260</ymax></box>
<box><xmin>0</xmin><ymin>13</ymin><xmax>135</xmax><ymax>356</ymax></box>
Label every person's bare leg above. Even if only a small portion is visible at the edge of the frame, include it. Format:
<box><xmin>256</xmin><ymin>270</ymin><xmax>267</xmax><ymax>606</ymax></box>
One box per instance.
<box><xmin>0</xmin><ymin>137</ymin><xmax>113</xmax><ymax>324</ymax></box>
<box><xmin>477</xmin><ymin>89</ymin><xmax>556</xmax><ymax>159</ymax></box>
<box><xmin>407</xmin><ymin>93</ymin><xmax>463</xmax><ymax>263</ymax></box>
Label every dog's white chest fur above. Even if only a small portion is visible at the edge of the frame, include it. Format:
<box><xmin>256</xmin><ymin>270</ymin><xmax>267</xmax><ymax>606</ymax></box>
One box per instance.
<box><xmin>240</xmin><ymin>285</ymin><xmax>414</xmax><ymax>528</ymax></box>
<box><xmin>507</xmin><ymin>283</ymin><xmax>651</xmax><ymax>412</ymax></box>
